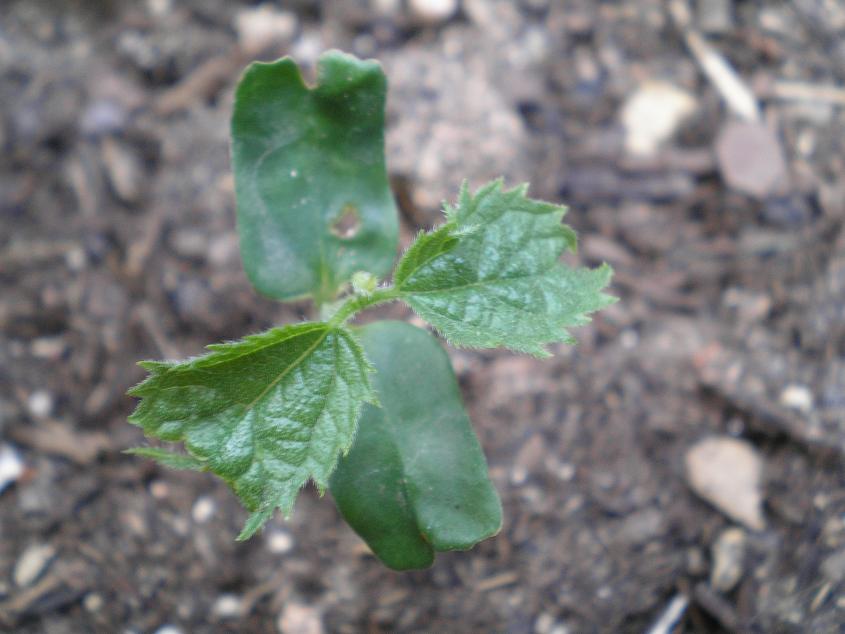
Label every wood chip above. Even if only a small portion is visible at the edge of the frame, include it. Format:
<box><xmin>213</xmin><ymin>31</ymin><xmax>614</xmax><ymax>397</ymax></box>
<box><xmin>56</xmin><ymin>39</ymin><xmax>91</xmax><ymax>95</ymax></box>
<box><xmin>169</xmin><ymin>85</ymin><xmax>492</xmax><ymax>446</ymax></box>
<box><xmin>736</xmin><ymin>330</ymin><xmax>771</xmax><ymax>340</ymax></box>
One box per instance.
<box><xmin>772</xmin><ymin>81</ymin><xmax>845</xmax><ymax>106</ymax></box>
<box><xmin>475</xmin><ymin>571</ymin><xmax>519</xmax><ymax>592</ymax></box>
<box><xmin>7</xmin><ymin>420</ymin><xmax>110</xmax><ymax>465</ymax></box>
<box><xmin>154</xmin><ymin>54</ymin><xmax>242</xmax><ymax>116</ymax></box>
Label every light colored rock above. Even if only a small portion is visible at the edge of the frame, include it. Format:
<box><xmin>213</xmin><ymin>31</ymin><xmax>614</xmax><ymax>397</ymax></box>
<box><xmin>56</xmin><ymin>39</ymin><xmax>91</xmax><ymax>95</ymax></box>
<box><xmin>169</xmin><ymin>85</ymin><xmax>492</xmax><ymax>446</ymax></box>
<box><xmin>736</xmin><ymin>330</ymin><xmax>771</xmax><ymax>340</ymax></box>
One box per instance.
<box><xmin>102</xmin><ymin>137</ymin><xmax>143</xmax><ymax>204</ymax></box>
<box><xmin>266</xmin><ymin>529</ymin><xmax>295</xmax><ymax>554</ymax></box>
<box><xmin>154</xmin><ymin>626</ymin><xmax>184</xmax><ymax>634</ymax></box>
<box><xmin>511</xmin><ymin>434</ymin><xmax>545</xmax><ymax>485</ymax></box>
<box><xmin>821</xmin><ymin>548</ymin><xmax>845</xmax><ymax>583</ymax></box>
<box><xmin>192</xmin><ymin>496</ymin><xmax>215</xmax><ymax>523</ymax></box>
<box><xmin>171</xmin><ymin>229</ymin><xmax>208</xmax><ymax>260</ymax></box>
<box><xmin>14</xmin><ymin>544</ymin><xmax>56</xmax><ymax>587</ymax></box>
<box><xmin>212</xmin><ymin>594</ymin><xmax>242</xmax><ymax>619</ymax></box>
<box><xmin>372</xmin><ymin>0</ymin><xmax>401</xmax><ymax>16</ymax></box>
<box><xmin>621</xmin><ymin>81</ymin><xmax>696</xmax><ymax>157</ymax></box>
<box><xmin>0</xmin><ymin>444</ymin><xmax>24</xmax><ymax>493</ymax></box>
<box><xmin>710</xmin><ymin>527</ymin><xmax>746</xmax><ymax>592</ymax></box>
<box><xmin>84</xmin><ymin>592</ymin><xmax>104</xmax><ymax>613</ymax></box>
<box><xmin>80</xmin><ymin>99</ymin><xmax>127</xmax><ymax>136</ymax></box>
<box><xmin>27</xmin><ymin>390</ymin><xmax>53</xmax><ymax>418</ymax></box>
<box><xmin>685</xmin><ymin>436</ymin><xmax>766</xmax><ymax>530</ymax></box>
<box><xmin>409</xmin><ymin>0</ymin><xmax>458</xmax><ymax>24</ymax></box>
<box><xmin>697</xmin><ymin>0</ymin><xmax>733</xmax><ymax>33</ymax></box>
<box><xmin>715</xmin><ymin>120</ymin><xmax>788</xmax><ymax>199</ymax></box>
<box><xmin>779</xmin><ymin>384</ymin><xmax>813</xmax><ymax>413</ymax></box>
<box><xmin>277</xmin><ymin>603</ymin><xmax>323</xmax><ymax>634</ymax></box>
<box><xmin>534</xmin><ymin>612</ymin><xmax>556</xmax><ymax>634</ymax></box>
<box><xmin>236</xmin><ymin>5</ymin><xmax>297</xmax><ymax>56</ymax></box>
<box><xmin>147</xmin><ymin>0</ymin><xmax>172</xmax><ymax>17</ymax></box>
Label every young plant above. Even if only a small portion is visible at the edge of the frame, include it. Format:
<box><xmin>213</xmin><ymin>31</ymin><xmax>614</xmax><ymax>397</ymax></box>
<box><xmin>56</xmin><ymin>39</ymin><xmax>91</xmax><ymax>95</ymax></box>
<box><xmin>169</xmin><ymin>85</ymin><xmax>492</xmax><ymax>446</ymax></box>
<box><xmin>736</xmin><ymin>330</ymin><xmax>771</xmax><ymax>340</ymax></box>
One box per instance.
<box><xmin>127</xmin><ymin>51</ymin><xmax>615</xmax><ymax>570</ymax></box>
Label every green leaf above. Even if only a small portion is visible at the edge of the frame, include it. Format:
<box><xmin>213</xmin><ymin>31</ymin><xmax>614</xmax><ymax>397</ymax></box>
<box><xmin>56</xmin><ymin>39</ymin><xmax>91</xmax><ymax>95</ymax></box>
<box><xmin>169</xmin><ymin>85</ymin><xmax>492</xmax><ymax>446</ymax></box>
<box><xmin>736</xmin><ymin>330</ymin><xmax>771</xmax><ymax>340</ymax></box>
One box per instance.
<box><xmin>330</xmin><ymin>321</ymin><xmax>502</xmax><ymax>570</ymax></box>
<box><xmin>128</xmin><ymin>323</ymin><xmax>377</xmax><ymax>540</ymax></box>
<box><xmin>124</xmin><ymin>447</ymin><xmax>207</xmax><ymax>471</ymax></box>
<box><xmin>231</xmin><ymin>50</ymin><xmax>398</xmax><ymax>303</ymax></box>
<box><xmin>395</xmin><ymin>180</ymin><xmax>616</xmax><ymax>356</ymax></box>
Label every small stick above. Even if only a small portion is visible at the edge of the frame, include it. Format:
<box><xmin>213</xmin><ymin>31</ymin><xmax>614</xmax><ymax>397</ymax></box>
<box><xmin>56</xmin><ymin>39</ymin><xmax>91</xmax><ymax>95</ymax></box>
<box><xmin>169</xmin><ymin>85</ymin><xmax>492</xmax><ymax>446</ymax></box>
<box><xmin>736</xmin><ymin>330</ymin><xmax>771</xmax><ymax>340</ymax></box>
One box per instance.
<box><xmin>645</xmin><ymin>593</ymin><xmax>690</xmax><ymax>634</ymax></box>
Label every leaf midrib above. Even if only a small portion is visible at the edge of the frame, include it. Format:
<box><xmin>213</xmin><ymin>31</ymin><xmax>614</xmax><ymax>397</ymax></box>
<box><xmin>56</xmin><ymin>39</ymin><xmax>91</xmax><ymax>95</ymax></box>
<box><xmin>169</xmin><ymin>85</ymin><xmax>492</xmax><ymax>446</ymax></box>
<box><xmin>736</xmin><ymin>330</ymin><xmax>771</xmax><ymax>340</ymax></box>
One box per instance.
<box><xmin>399</xmin><ymin>266</ymin><xmax>557</xmax><ymax>296</ymax></box>
<box><xmin>243</xmin><ymin>328</ymin><xmax>331</xmax><ymax>411</ymax></box>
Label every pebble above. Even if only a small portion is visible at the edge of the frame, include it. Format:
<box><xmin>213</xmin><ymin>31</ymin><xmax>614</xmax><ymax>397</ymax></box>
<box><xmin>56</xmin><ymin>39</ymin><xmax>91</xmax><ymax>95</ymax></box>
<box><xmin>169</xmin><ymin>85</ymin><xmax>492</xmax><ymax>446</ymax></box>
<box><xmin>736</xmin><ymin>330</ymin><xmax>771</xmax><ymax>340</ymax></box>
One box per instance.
<box><xmin>821</xmin><ymin>548</ymin><xmax>845</xmax><ymax>583</ymax></box>
<box><xmin>534</xmin><ymin>612</ymin><xmax>556</xmax><ymax>634</ymax></box>
<box><xmin>192</xmin><ymin>496</ymin><xmax>216</xmax><ymax>523</ymax></box>
<box><xmin>697</xmin><ymin>0</ymin><xmax>733</xmax><ymax>33</ymax></box>
<box><xmin>409</xmin><ymin>0</ymin><xmax>458</xmax><ymax>24</ymax></box>
<box><xmin>687</xmin><ymin>547</ymin><xmax>707</xmax><ymax>576</ymax></box>
<box><xmin>372</xmin><ymin>0</ymin><xmax>401</xmax><ymax>16</ymax></box>
<box><xmin>171</xmin><ymin>229</ymin><xmax>209</xmax><ymax>260</ymax></box>
<box><xmin>715</xmin><ymin>121</ymin><xmax>788</xmax><ymax>199</ymax></box>
<box><xmin>147</xmin><ymin>0</ymin><xmax>172</xmax><ymax>17</ymax></box>
<box><xmin>685</xmin><ymin>436</ymin><xmax>766</xmax><ymax>530</ymax></box>
<box><xmin>616</xmin><ymin>508</ymin><xmax>665</xmax><ymax>546</ymax></box>
<box><xmin>511</xmin><ymin>434</ymin><xmax>545</xmax><ymax>485</ymax></box>
<box><xmin>27</xmin><ymin>389</ymin><xmax>53</xmax><ymax>418</ymax></box>
<box><xmin>102</xmin><ymin>137</ymin><xmax>143</xmax><ymax>204</ymax></box>
<box><xmin>14</xmin><ymin>543</ymin><xmax>56</xmax><ymax>587</ymax></box>
<box><xmin>235</xmin><ymin>5</ymin><xmax>297</xmax><ymax>56</ymax></box>
<box><xmin>266</xmin><ymin>529</ymin><xmax>295</xmax><ymax>554</ymax></box>
<box><xmin>621</xmin><ymin>81</ymin><xmax>696</xmax><ymax>157</ymax></box>
<box><xmin>212</xmin><ymin>594</ymin><xmax>242</xmax><ymax>619</ymax></box>
<box><xmin>0</xmin><ymin>444</ymin><xmax>24</xmax><ymax>493</ymax></box>
<box><xmin>31</xmin><ymin>336</ymin><xmax>67</xmax><ymax>359</ymax></box>
<box><xmin>80</xmin><ymin>99</ymin><xmax>127</xmax><ymax>137</ymax></box>
<box><xmin>208</xmin><ymin>233</ymin><xmax>239</xmax><ymax>267</ymax></box>
<box><xmin>277</xmin><ymin>602</ymin><xmax>324</xmax><ymax>634</ymax></box>
<box><xmin>710</xmin><ymin>527</ymin><xmax>746</xmax><ymax>592</ymax></box>
<box><xmin>153</xmin><ymin>626</ymin><xmax>184</xmax><ymax>634</ymax></box>
<box><xmin>779</xmin><ymin>384</ymin><xmax>813</xmax><ymax>413</ymax></box>
<box><xmin>84</xmin><ymin>592</ymin><xmax>104</xmax><ymax>613</ymax></box>
<box><xmin>149</xmin><ymin>480</ymin><xmax>170</xmax><ymax>499</ymax></box>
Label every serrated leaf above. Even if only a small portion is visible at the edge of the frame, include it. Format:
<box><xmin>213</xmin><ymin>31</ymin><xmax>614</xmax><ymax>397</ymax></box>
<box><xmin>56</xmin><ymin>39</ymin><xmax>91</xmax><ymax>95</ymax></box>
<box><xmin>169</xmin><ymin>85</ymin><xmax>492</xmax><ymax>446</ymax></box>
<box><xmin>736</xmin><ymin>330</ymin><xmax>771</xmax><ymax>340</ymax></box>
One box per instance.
<box><xmin>395</xmin><ymin>180</ymin><xmax>616</xmax><ymax>356</ymax></box>
<box><xmin>231</xmin><ymin>50</ymin><xmax>398</xmax><ymax>303</ymax></box>
<box><xmin>128</xmin><ymin>322</ymin><xmax>376</xmax><ymax>540</ymax></box>
<box><xmin>330</xmin><ymin>321</ymin><xmax>502</xmax><ymax>570</ymax></box>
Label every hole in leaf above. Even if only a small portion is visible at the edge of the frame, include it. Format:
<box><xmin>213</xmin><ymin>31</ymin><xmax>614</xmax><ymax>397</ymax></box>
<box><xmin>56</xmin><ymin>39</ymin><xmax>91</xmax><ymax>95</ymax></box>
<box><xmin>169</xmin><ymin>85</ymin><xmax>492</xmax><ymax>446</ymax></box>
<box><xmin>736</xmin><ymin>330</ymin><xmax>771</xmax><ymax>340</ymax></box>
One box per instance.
<box><xmin>330</xmin><ymin>204</ymin><xmax>361</xmax><ymax>239</ymax></box>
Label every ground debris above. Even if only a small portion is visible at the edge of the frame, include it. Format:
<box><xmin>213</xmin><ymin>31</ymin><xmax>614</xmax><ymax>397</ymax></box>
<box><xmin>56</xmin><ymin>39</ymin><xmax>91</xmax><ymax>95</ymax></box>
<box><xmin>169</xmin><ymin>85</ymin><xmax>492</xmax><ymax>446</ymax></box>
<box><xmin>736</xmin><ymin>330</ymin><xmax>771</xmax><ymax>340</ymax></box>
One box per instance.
<box><xmin>685</xmin><ymin>436</ymin><xmax>766</xmax><ymax>530</ymax></box>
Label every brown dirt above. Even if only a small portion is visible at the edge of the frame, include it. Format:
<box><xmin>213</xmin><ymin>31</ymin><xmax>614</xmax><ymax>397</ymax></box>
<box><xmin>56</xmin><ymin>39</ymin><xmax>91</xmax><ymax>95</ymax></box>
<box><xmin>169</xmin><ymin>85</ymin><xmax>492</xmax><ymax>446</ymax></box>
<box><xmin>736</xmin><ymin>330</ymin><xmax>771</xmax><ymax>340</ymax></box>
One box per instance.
<box><xmin>2</xmin><ymin>1</ymin><xmax>845</xmax><ymax>632</ymax></box>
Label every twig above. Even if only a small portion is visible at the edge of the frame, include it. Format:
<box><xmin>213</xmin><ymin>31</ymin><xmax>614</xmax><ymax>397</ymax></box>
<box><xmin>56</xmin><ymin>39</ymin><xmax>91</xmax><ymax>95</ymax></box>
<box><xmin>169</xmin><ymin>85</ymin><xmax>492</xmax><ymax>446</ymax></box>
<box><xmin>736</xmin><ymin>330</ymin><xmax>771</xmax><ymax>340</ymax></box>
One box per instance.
<box><xmin>771</xmin><ymin>80</ymin><xmax>845</xmax><ymax>106</ymax></box>
<box><xmin>669</xmin><ymin>0</ymin><xmax>760</xmax><ymax>121</ymax></box>
<box><xmin>645</xmin><ymin>593</ymin><xmax>690</xmax><ymax>634</ymax></box>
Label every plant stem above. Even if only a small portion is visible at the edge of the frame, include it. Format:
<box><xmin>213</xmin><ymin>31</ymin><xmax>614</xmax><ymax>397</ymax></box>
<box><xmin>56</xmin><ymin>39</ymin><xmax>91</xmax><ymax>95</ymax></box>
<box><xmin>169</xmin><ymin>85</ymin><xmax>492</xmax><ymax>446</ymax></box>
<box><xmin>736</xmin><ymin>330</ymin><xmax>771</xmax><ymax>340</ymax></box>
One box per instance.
<box><xmin>327</xmin><ymin>287</ymin><xmax>403</xmax><ymax>328</ymax></box>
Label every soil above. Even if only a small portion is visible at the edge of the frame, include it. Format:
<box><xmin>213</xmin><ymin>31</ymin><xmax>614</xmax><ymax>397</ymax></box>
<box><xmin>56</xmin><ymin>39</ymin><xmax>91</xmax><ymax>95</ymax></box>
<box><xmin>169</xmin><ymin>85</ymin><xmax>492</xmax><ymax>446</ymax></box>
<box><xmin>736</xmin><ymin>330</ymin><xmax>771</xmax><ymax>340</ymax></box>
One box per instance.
<box><xmin>2</xmin><ymin>1</ymin><xmax>845</xmax><ymax>632</ymax></box>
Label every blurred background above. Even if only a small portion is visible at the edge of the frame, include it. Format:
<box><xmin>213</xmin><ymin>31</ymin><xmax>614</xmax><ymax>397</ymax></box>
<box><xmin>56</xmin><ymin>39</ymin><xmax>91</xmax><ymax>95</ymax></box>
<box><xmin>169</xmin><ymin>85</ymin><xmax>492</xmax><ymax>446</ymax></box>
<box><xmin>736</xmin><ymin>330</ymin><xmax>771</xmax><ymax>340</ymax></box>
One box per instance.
<box><xmin>2</xmin><ymin>0</ymin><xmax>845</xmax><ymax>632</ymax></box>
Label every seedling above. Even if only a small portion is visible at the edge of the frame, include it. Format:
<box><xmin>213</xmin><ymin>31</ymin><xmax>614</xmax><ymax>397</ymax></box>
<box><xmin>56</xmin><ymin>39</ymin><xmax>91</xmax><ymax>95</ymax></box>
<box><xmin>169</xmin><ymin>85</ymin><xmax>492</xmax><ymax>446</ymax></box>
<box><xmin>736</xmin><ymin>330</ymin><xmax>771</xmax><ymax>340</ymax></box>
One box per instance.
<box><xmin>127</xmin><ymin>51</ymin><xmax>615</xmax><ymax>570</ymax></box>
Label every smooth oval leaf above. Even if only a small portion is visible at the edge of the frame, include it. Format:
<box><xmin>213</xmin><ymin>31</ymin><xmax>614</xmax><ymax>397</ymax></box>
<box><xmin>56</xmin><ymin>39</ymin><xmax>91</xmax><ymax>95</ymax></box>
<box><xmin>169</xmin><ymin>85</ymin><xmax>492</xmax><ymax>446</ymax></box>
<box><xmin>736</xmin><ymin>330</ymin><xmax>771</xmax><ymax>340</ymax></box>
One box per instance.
<box><xmin>128</xmin><ymin>322</ymin><xmax>377</xmax><ymax>540</ymax></box>
<box><xmin>330</xmin><ymin>321</ymin><xmax>502</xmax><ymax>570</ymax></box>
<box><xmin>395</xmin><ymin>179</ymin><xmax>616</xmax><ymax>356</ymax></box>
<box><xmin>231</xmin><ymin>50</ymin><xmax>399</xmax><ymax>303</ymax></box>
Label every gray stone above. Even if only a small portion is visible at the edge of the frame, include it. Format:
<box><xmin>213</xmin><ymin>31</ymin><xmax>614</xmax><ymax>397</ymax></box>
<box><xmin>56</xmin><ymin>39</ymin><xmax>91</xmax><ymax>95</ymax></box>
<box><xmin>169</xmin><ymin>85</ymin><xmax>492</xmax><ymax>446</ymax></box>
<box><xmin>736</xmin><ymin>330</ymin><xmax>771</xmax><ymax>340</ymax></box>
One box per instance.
<box><xmin>821</xmin><ymin>548</ymin><xmax>845</xmax><ymax>583</ymax></box>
